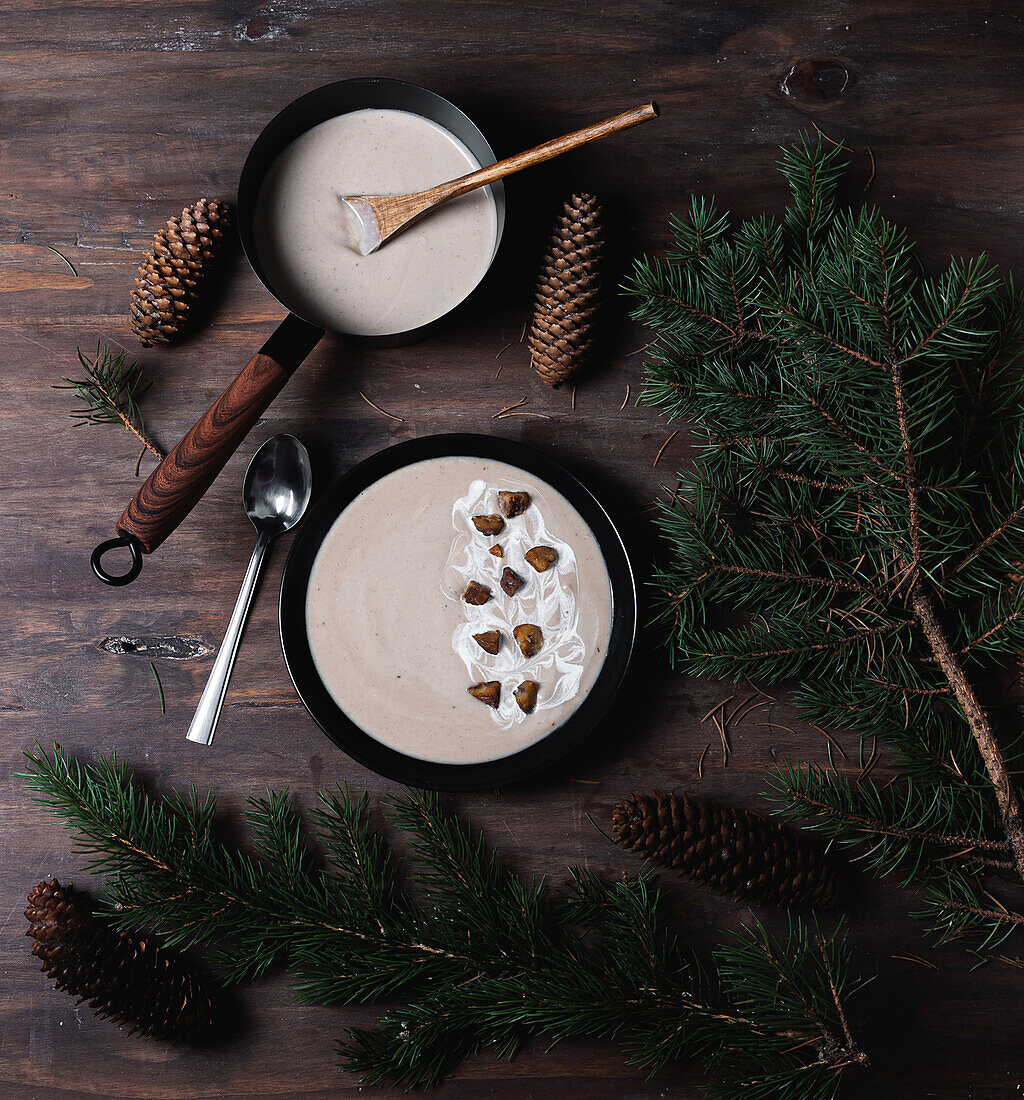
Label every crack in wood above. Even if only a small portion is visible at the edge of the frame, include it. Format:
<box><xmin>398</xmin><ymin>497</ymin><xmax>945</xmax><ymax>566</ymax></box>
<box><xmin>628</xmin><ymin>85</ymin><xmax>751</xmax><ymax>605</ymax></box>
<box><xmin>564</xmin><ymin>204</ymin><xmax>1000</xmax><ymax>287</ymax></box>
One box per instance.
<box><xmin>98</xmin><ymin>634</ymin><xmax>215</xmax><ymax>661</ymax></box>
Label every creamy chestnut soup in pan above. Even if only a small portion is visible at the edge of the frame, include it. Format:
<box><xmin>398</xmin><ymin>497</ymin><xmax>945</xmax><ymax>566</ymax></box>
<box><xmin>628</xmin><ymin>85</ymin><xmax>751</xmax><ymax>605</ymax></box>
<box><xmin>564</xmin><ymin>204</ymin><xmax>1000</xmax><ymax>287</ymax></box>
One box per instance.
<box><xmin>254</xmin><ymin>108</ymin><xmax>498</xmax><ymax>336</ymax></box>
<box><xmin>305</xmin><ymin>457</ymin><xmax>613</xmax><ymax>764</ymax></box>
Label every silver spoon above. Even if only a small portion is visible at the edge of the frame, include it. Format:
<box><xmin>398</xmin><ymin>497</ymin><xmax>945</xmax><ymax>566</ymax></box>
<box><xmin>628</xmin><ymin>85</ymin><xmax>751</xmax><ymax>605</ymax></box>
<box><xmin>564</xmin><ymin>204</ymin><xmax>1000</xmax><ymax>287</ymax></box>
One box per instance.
<box><xmin>186</xmin><ymin>434</ymin><xmax>312</xmax><ymax>746</ymax></box>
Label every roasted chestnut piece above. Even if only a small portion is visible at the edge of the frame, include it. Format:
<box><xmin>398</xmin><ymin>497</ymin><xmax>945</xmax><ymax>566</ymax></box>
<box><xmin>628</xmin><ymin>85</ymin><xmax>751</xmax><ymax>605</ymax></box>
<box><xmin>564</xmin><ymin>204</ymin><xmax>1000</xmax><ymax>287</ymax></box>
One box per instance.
<box><xmin>472</xmin><ymin>514</ymin><xmax>505</xmax><ymax>535</ymax></box>
<box><xmin>467</xmin><ymin>681</ymin><xmax>501</xmax><ymax>708</ymax></box>
<box><xmin>525</xmin><ymin>545</ymin><xmax>558</xmax><ymax>572</ymax></box>
<box><xmin>513</xmin><ymin>623</ymin><xmax>543</xmax><ymax>658</ymax></box>
<box><xmin>514</xmin><ymin>679</ymin><xmax>539</xmax><ymax>713</ymax></box>
<box><xmin>498</xmin><ymin>490</ymin><xmax>530</xmax><ymax>518</ymax></box>
<box><xmin>462</xmin><ymin>581</ymin><xmax>492</xmax><ymax>605</ymax></box>
<box><xmin>473</xmin><ymin>630</ymin><xmax>502</xmax><ymax>655</ymax></box>
<box><xmin>488</xmin><ymin>544</ymin><xmax>504</xmax><ymax>558</ymax></box>
<box><xmin>500</xmin><ymin>567</ymin><xmax>525</xmax><ymax>597</ymax></box>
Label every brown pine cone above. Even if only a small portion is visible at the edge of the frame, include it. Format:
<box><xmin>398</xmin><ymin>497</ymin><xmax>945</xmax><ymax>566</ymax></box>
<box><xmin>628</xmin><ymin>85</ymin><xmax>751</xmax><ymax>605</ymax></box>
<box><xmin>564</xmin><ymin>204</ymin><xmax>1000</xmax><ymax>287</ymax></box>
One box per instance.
<box><xmin>130</xmin><ymin>198</ymin><xmax>231</xmax><ymax>346</ymax></box>
<box><xmin>528</xmin><ymin>193</ymin><xmax>603</xmax><ymax>387</ymax></box>
<box><xmin>26</xmin><ymin>878</ymin><xmax>217</xmax><ymax>1040</ymax></box>
<box><xmin>611</xmin><ymin>790</ymin><xmax>840</xmax><ymax>910</ymax></box>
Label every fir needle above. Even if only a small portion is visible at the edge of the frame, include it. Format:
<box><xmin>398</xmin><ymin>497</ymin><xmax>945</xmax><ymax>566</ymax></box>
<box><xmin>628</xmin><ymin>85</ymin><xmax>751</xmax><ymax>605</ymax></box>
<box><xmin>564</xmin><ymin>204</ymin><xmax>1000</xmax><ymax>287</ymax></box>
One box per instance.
<box><xmin>865</xmin><ymin>146</ymin><xmax>876</xmax><ymax>191</ymax></box>
<box><xmin>519</xmin><ymin>319</ymin><xmax>527</xmax><ymax>342</ymax></box>
<box><xmin>496</xmin><ymin>411</ymin><xmax>552</xmax><ymax>420</ymax></box>
<box><xmin>135</xmin><ymin>445</ymin><xmax>146</xmax><ymax>478</ymax></box>
<box><xmin>653</xmin><ymin>429</ymin><xmax>679</xmax><ymax>468</ymax></box>
<box><xmin>815</xmin><ymin>725</ymin><xmax>847</xmax><ymax>760</ymax></box>
<box><xmin>697</xmin><ymin>742</ymin><xmax>710</xmax><ymax>779</ymax></box>
<box><xmin>714</xmin><ymin>713</ymin><xmax>730</xmax><ymax>766</ymax></box>
<box><xmin>891</xmin><ymin>954</ymin><xmax>939</xmax><ymax>971</ymax></box>
<box><xmin>493</xmin><ymin>396</ymin><xmax>528</xmax><ymax>418</ymax></box>
<box><xmin>150</xmin><ymin>661</ymin><xmax>165</xmax><ymax>715</ymax></box>
<box><xmin>619</xmin><ymin>384</ymin><xmax>630</xmax><ymax>411</ymax></box>
<box><xmin>494</xmin><ymin>342</ymin><xmax>511</xmax><ymax>360</ymax></box>
<box><xmin>584</xmin><ymin>811</ymin><xmax>615</xmax><ymax>843</ymax></box>
<box><xmin>571</xmin><ymin>384</ymin><xmax>576</xmax><ymax>412</ymax></box>
<box><xmin>46</xmin><ymin>244</ymin><xmax>78</xmax><ymax>275</ymax></box>
<box><xmin>359</xmin><ymin>391</ymin><xmax>404</xmax><ymax>422</ymax></box>
<box><xmin>701</xmin><ymin>695</ymin><xmax>734</xmax><ymax>723</ymax></box>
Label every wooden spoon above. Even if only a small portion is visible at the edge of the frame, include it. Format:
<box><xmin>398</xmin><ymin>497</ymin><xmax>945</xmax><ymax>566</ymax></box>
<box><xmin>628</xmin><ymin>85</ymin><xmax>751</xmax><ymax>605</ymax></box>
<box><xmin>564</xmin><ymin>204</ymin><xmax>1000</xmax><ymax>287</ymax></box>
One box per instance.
<box><xmin>339</xmin><ymin>101</ymin><xmax>659</xmax><ymax>255</ymax></box>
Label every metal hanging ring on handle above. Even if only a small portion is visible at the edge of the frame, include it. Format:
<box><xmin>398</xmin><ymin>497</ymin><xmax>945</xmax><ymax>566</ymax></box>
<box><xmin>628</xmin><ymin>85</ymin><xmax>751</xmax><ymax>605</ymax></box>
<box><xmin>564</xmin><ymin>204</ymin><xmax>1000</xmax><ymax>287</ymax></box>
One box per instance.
<box><xmin>91</xmin><ymin>533</ymin><xmax>145</xmax><ymax>586</ymax></box>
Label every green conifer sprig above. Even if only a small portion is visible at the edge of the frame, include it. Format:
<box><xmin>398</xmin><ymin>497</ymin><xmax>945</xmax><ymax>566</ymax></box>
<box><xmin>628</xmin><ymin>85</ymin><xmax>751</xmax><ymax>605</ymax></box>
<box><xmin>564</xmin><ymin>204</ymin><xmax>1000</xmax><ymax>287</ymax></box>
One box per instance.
<box><xmin>625</xmin><ymin>136</ymin><xmax>1024</xmax><ymax>952</ymax></box>
<box><xmin>22</xmin><ymin>746</ymin><xmax>867</xmax><ymax>1096</ymax></box>
<box><xmin>54</xmin><ymin>342</ymin><xmax>163</xmax><ymax>462</ymax></box>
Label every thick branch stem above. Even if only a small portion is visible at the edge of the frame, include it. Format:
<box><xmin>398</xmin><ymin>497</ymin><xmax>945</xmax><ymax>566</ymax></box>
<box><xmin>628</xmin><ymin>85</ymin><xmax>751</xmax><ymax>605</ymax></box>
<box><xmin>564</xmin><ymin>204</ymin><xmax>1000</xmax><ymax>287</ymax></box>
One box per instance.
<box><xmin>910</xmin><ymin>586</ymin><xmax>1024</xmax><ymax>882</ymax></box>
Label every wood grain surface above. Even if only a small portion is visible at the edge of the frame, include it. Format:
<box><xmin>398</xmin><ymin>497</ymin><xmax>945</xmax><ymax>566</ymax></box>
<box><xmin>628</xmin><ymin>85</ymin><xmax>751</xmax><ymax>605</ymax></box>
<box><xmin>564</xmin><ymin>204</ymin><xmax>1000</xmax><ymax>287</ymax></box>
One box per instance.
<box><xmin>2</xmin><ymin>2</ymin><xmax>1024</xmax><ymax>1097</ymax></box>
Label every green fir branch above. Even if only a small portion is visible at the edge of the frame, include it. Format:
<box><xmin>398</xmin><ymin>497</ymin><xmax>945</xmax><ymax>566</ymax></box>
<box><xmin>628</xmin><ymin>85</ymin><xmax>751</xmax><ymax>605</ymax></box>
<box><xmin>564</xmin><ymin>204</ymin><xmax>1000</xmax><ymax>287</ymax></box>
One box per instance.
<box><xmin>22</xmin><ymin>745</ymin><xmax>867</xmax><ymax>1096</ymax></box>
<box><xmin>626</xmin><ymin>134</ymin><xmax>1024</xmax><ymax>952</ymax></box>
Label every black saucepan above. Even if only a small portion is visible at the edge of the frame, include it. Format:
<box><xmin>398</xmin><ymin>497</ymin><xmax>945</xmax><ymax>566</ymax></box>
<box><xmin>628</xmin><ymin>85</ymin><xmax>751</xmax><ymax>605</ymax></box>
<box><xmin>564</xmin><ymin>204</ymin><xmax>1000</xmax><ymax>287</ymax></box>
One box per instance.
<box><xmin>92</xmin><ymin>79</ymin><xmax>506</xmax><ymax>585</ymax></box>
<box><xmin>279</xmin><ymin>433</ymin><xmax>637</xmax><ymax>791</ymax></box>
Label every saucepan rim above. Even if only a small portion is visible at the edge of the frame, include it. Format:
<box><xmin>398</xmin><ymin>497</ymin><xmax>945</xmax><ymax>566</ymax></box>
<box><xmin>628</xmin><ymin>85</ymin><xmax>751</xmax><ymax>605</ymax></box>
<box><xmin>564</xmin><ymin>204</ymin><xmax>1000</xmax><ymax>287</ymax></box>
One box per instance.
<box><xmin>236</xmin><ymin>77</ymin><xmax>507</xmax><ymax>341</ymax></box>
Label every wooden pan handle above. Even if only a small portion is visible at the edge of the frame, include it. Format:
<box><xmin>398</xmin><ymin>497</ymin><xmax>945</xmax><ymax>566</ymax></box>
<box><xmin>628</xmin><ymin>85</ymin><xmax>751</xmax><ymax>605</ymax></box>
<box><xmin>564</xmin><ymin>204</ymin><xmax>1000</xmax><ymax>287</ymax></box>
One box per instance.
<box><xmin>117</xmin><ymin>314</ymin><xmax>323</xmax><ymax>556</ymax></box>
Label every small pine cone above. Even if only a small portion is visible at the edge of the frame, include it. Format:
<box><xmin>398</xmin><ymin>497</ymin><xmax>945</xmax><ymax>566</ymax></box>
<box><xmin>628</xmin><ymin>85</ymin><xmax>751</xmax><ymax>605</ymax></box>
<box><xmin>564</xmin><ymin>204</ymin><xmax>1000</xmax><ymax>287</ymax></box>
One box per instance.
<box><xmin>528</xmin><ymin>193</ymin><xmax>603</xmax><ymax>387</ymax></box>
<box><xmin>26</xmin><ymin>878</ymin><xmax>217</xmax><ymax>1040</ymax></box>
<box><xmin>612</xmin><ymin>791</ymin><xmax>840</xmax><ymax>910</ymax></box>
<box><xmin>130</xmin><ymin>198</ymin><xmax>231</xmax><ymax>346</ymax></box>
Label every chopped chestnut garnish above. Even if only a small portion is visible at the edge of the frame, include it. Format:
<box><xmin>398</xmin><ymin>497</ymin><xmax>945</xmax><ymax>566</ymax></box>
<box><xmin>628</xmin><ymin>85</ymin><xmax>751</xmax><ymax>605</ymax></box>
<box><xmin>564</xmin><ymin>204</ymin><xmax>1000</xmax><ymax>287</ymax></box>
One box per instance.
<box><xmin>513</xmin><ymin>623</ymin><xmax>544</xmax><ymax>658</ymax></box>
<box><xmin>472</xmin><ymin>514</ymin><xmax>505</xmax><ymax>536</ymax></box>
<box><xmin>500</xmin><ymin>567</ymin><xmax>525</xmax><ymax>597</ymax></box>
<box><xmin>498</xmin><ymin>490</ymin><xmax>531</xmax><ymax>518</ymax></box>
<box><xmin>525</xmin><ymin>545</ymin><xmax>558</xmax><ymax>572</ymax></box>
<box><xmin>462</xmin><ymin>581</ymin><xmax>492</xmax><ymax>605</ymax></box>
<box><xmin>514</xmin><ymin>680</ymin><xmax>539</xmax><ymax>713</ymax></box>
<box><xmin>489</xmin><ymin>544</ymin><xmax>504</xmax><ymax>558</ymax></box>
<box><xmin>467</xmin><ymin>681</ymin><xmax>501</xmax><ymax>708</ymax></box>
<box><xmin>473</xmin><ymin>630</ymin><xmax>501</xmax><ymax>655</ymax></box>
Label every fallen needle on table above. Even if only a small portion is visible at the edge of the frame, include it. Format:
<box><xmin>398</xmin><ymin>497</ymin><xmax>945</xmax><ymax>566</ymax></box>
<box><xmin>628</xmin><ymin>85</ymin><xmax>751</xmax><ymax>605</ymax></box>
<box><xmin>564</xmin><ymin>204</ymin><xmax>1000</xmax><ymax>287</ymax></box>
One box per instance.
<box><xmin>493</xmin><ymin>395</ymin><xmax>528</xmax><ymax>418</ymax></box>
<box><xmin>653</xmin><ymin>429</ymin><xmax>679</xmax><ymax>468</ymax></box>
<box><xmin>46</xmin><ymin>244</ymin><xmax>78</xmax><ymax>276</ymax></box>
<box><xmin>149</xmin><ymin>661</ymin><xmax>165</xmax><ymax>715</ymax></box>
<box><xmin>359</xmin><ymin>391</ymin><xmax>404</xmax><ymax>422</ymax></box>
<box><xmin>619</xmin><ymin>383</ymin><xmax>630</xmax><ymax>411</ymax></box>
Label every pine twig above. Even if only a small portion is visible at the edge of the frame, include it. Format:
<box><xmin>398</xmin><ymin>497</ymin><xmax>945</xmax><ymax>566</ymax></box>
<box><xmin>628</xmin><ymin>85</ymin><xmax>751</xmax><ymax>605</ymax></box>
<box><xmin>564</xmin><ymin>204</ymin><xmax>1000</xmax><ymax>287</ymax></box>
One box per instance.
<box><xmin>55</xmin><ymin>344</ymin><xmax>163</xmax><ymax>460</ymax></box>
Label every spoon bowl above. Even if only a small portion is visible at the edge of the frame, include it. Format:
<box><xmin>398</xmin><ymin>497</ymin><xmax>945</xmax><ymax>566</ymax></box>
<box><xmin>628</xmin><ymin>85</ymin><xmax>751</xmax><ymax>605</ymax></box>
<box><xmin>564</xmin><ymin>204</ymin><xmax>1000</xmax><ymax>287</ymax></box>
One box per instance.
<box><xmin>244</xmin><ymin>433</ymin><xmax>313</xmax><ymax>535</ymax></box>
<box><xmin>186</xmin><ymin>434</ymin><xmax>312</xmax><ymax>746</ymax></box>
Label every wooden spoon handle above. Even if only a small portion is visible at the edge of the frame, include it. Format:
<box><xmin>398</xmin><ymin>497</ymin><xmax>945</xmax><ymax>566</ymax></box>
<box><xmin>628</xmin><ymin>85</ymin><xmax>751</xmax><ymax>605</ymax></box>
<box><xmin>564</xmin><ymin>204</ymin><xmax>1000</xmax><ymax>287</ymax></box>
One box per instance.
<box><xmin>117</xmin><ymin>314</ymin><xmax>323</xmax><ymax>555</ymax></box>
<box><xmin>434</xmin><ymin>101</ymin><xmax>659</xmax><ymax>204</ymax></box>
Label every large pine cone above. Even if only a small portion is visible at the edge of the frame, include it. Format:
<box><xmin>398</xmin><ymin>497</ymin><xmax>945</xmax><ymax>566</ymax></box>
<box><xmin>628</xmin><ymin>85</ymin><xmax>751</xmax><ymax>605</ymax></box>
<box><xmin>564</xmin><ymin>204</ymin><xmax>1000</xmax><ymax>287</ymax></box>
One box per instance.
<box><xmin>612</xmin><ymin>791</ymin><xmax>840</xmax><ymax>910</ymax></box>
<box><xmin>528</xmin><ymin>193</ymin><xmax>604</xmax><ymax>387</ymax></box>
<box><xmin>130</xmin><ymin>198</ymin><xmax>230</xmax><ymax>346</ymax></box>
<box><xmin>26</xmin><ymin>878</ymin><xmax>217</xmax><ymax>1040</ymax></box>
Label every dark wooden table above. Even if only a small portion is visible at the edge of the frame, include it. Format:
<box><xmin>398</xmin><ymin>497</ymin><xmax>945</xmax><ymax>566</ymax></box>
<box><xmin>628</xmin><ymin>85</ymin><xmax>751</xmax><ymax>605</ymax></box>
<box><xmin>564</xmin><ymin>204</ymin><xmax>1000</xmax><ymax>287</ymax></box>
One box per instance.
<box><xmin>3</xmin><ymin>2</ymin><xmax>1024</xmax><ymax>1096</ymax></box>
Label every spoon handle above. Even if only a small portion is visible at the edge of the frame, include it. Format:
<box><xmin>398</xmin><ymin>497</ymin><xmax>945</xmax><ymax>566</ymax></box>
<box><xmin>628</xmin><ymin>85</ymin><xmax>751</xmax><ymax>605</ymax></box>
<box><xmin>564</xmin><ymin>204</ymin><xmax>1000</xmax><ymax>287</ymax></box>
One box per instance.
<box><xmin>186</xmin><ymin>530</ymin><xmax>271</xmax><ymax>746</ymax></box>
<box><xmin>431</xmin><ymin>102</ymin><xmax>659</xmax><ymax>205</ymax></box>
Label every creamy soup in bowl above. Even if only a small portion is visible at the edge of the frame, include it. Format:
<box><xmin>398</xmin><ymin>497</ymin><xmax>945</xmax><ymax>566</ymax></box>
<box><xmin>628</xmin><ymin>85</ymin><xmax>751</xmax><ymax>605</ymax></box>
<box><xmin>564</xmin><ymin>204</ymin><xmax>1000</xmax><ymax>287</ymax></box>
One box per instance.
<box><xmin>279</xmin><ymin>436</ymin><xmax>636</xmax><ymax>789</ymax></box>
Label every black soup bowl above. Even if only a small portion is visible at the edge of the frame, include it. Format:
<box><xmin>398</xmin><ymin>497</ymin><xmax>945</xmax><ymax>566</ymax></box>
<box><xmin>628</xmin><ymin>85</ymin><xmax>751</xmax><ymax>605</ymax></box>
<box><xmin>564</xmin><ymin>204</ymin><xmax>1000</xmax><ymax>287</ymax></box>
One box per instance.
<box><xmin>279</xmin><ymin>434</ymin><xmax>637</xmax><ymax>791</ymax></box>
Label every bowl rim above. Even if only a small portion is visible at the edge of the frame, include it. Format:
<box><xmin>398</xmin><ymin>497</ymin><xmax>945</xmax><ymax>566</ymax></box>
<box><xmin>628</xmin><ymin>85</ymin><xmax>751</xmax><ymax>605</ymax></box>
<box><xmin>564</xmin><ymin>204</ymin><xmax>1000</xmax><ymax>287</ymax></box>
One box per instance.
<box><xmin>278</xmin><ymin>433</ymin><xmax>637</xmax><ymax>790</ymax></box>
